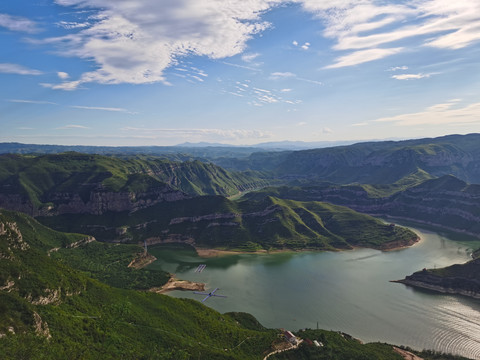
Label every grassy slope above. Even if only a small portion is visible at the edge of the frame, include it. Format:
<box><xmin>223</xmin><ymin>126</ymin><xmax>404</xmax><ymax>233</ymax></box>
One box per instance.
<box><xmin>0</xmin><ymin>153</ymin><xmax>268</xmax><ymax>206</ymax></box>
<box><xmin>0</xmin><ymin>209</ymin><xmax>276</xmax><ymax>359</ymax></box>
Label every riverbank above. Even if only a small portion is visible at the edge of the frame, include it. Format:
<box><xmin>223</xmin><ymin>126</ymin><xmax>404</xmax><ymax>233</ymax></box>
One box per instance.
<box><xmin>194</xmin><ymin>234</ymin><xmax>421</xmax><ymax>258</ymax></box>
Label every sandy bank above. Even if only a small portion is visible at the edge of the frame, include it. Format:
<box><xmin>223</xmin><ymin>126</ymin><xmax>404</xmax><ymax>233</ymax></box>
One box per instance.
<box><xmin>150</xmin><ymin>277</ymin><xmax>205</xmax><ymax>294</ymax></box>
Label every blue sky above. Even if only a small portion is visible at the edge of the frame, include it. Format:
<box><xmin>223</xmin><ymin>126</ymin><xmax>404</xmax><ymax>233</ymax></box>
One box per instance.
<box><xmin>1</xmin><ymin>0</ymin><xmax>480</xmax><ymax>146</ymax></box>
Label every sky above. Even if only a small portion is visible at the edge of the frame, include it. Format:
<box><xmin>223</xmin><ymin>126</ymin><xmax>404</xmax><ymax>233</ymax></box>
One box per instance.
<box><xmin>1</xmin><ymin>0</ymin><xmax>480</xmax><ymax>146</ymax></box>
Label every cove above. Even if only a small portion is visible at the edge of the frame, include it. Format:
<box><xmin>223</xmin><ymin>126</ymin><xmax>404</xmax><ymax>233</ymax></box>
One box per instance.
<box><xmin>147</xmin><ymin>226</ymin><xmax>480</xmax><ymax>359</ymax></box>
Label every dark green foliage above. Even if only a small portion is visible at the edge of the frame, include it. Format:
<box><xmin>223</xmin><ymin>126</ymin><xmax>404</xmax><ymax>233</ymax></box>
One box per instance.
<box><xmin>50</xmin><ymin>242</ymin><xmax>170</xmax><ymax>290</ymax></box>
<box><xmin>270</xmin><ymin>329</ymin><xmax>403</xmax><ymax>360</ymax></box>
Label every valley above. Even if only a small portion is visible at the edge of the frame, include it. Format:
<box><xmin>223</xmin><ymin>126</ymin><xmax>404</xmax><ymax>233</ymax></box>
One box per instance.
<box><xmin>1</xmin><ymin>133</ymin><xmax>480</xmax><ymax>359</ymax></box>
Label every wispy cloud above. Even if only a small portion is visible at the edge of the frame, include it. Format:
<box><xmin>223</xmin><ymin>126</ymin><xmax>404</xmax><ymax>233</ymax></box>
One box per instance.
<box><xmin>391</xmin><ymin>73</ymin><xmax>432</xmax><ymax>80</ymax></box>
<box><xmin>389</xmin><ymin>66</ymin><xmax>408</xmax><ymax>71</ymax></box>
<box><xmin>0</xmin><ymin>13</ymin><xmax>38</xmax><ymax>33</ymax></box>
<box><xmin>221</xmin><ymin>61</ymin><xmax>263</xmax><ymax>72</ymax></box>
<box><xmin>242</xmin><ymin>53</ymin><xmax>260</xmax><ymax>63</ymax></box>
<box><xmin>325</xmin><ymin>48</ymin><xmax>404</xmax><ymax>69</ymax></box>
<box><xmin>55</xmin><ymin>21</ymin><xmax>90</xmax><ymax>29</ymax></box>
<box><xmin>300</xmin><ymin>0</ymin><xmax>480</xmax><ymax>68</ymax></box>
<box><xmin>56</xmin><ymin>124</ymin><xmax>90</xmax><ymax>130</ymax></box>
<box><xmin>70</xmin><ymin>105</ymin><xmax>135</xmax><ymax>114</ymax></box>
<box><xmin>0</xmin><ymin>63</ymin><xmax>43</xmax><ymax>75</ymax></box>
<box><xmin>119</xmin><ymin>127</ymin><xmax>272</xmax><ymax>141</ymax></box>
<box><xmin>270</xmin><ymin>71</ymin><xmax>322</xmax><ymax>85</ymax></box>
<box><xmin>373</xmin><ymin>99</ymin><xmax>480</xmax><ymax>126</ymax></box>
<box><xmin>7</xmin><ymin>99</ymin><xmax>57</xmax><ymax>105</ymax></box>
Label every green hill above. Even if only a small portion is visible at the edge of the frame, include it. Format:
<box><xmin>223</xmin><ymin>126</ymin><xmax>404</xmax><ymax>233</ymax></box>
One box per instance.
<box><xmin>37</xmin><ymin>195</ymin><xmax>418</xmax><ymax>252</ymax></box>
<box><xmin>0</xmin><ymin>153</ymin><xmax>269</xmax><ymax>216</ymax></box>
<box><xmin>242</xmin><ymin>175</ymin><xmax>480</xmax><ymax>239</ymax></box>
<box><xmin>214</xmin><ymin>133</ymin><xmax>480</xmax><ymax>185</ymax></box>
<box><xmin>0</xmin><ymin>209</ymin><xmax>278</xmax><ymax>359</ymax></box>
<box><xmin>1</xmin><ymin>209</ymin><xmax>439</xmax><ymax>360</ymax></box>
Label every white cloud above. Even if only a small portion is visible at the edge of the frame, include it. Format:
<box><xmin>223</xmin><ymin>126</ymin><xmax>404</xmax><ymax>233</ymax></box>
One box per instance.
<box><xmin>374</xmin><ymin>99</ymin><xmax>480</xmax><ymax>126</ymax></box>
<box><xmin>0</xmin><ymin>63</ymin><xmax>43</xmax><ymax>75</ymax></box>
<box><xmin>45</xmin><ymin>0</ymin><xmax>281</xmax><ymax>89</ymax></box>
<box><xmin>242</xmin><ymin>53</ymin><xmax>260</xmax><ymax>63</ymax></box>
<box><xmin>298</xmin><ymin>0</ymin><xmax>480</xmax><ymax>68</ymax></box>
<box><xmin>301</xmin><ymin>42</ymin><xmax>310</xmax><ymax>50</ymax></box>
<box><xmin>325</xmin><ymin>47</ymin><xmax>404</xmax><ymax>69</ymax></box>
<box><xmin>280</xmin><ymin>88</ymin><xmax>292</xmax><ymax>92</ymax></box>
<box><xmin>391</xmin><ymin>73</ymin><xmax>432</xmax><ymax>80</ymax></box>
<box><xmin>57</xmin><ymin>71</ymin><xmax>70</xmax><ymax>79</ymax></box>
<box><xmin>56</xmin><ymin>21</ymin><xmax>90</xmax><ymax>29</ymax></box>
<box><xmin>34</xmin><ymin>0</ymin><xmax>480</xmax><ymax>87</ymax></box>
<box><xmin>0</xmin><ymin>13</ymin><xmax>38</xmax><ymax>33</ymax></box>
<box><xmin>322</xmin><ymin>127</ymin><xmax>333</xmax><ymax>134</ymax></box>
<box><xmin>389</xmin><ymin>66</ymin><xmax>408</xmax><ymax>71</ymax></box>
<box><xmin>40</xmin><ymin>80</ymin><xmax>82</xmax><ymax>91</ymax></box>
<box><xmin>270</xmin><ymin>72</ymin><xmax>296</xmax><ymax>79</ymax></box>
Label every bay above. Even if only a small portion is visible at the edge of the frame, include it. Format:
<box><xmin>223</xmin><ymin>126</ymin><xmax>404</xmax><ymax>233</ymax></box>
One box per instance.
<box><xmin>148</xmin><ymin>226</ymin><xmax>480</xmax><ymax>359</ymax></box>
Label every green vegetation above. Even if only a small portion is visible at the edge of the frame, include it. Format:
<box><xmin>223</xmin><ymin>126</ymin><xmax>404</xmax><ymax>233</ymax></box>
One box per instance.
<box><xmin>0</xmin><ymin>209</ymin><xmax>277</xmax><ymax>359</ymax></box>
<box><xmin>0</xmin><ymin>153</ymin><xmax>269</xmax><ymax>212</ymax></box>
<box><xmin>50</xmin><ymin>242</ymin><xmax>170</xmax><ymax>290</ymax></box>
<box><xmin>38</xmin><ymin>195</ymin><xmax>417</xmax><ymax>251</ymax></box>
<box><xmin>270</xmin><ymin>329</ymin><xmax>403</xmax><ymax>360</ymax></box>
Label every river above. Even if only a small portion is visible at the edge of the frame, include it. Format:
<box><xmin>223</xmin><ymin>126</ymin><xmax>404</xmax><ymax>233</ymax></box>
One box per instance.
<box><xmin>147</xmin><ymin>226</ymin><xmax>480</xmax><ymax>359</ymax></box>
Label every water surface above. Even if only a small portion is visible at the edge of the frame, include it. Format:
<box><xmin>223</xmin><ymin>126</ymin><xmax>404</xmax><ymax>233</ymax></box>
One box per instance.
<box><xmin>148</xmin><ymin>227</ymin><xmax>480</xmax><ymax>359</ymax></box>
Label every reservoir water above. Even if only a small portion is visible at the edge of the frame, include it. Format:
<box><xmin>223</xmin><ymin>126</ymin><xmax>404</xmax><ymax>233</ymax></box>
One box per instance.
<box><xmin>148</xmin><ymin>226</ymin><xmax>480</xmax><ymax>359</ymax></box>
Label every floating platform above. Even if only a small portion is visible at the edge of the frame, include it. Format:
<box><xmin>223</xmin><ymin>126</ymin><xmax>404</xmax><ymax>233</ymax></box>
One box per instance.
<box><xmin>195</xmin><ymin>264</ymin><xmax>206</xmax><ymax>273</ymax></box>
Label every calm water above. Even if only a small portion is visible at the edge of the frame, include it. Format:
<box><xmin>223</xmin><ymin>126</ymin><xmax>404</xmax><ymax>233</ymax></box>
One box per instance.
<box><xmin>148</xmin><ymin>227</ymin><xmax>480</xmax><ymax>359</ymax></box>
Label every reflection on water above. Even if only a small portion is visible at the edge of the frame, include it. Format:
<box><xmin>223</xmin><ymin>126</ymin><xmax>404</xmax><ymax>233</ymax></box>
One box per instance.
<box><xmin>148</xmin><ymin>227</ymin><xmax>480</xmax><ymax>359</ymax></box>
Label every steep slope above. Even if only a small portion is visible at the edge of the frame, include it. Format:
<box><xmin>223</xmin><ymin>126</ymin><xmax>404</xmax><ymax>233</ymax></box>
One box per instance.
<box><xmin>37</xmin><ymin>195</ymin><xmax>418</xmax><ymax>251</ymax></box>
<box><xmin>243</xmin><ymin>175</ymin><xmax>480</xmax><ymax>238</ymax></box>
<box><xmin>0</xmin><ymin>153</ymin><xmax>268</xmax><ymax>216</ymax></box>
<box><xmin>0</xmin><ymin>209</ymin><xmax>277</xmax><ymax>359</ymax></box>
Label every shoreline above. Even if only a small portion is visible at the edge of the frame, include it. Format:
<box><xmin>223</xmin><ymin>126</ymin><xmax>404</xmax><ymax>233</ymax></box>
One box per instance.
<box><xmin>195</xmin><ymin>247</ymin><xmax>299</xmax><ymax>258</ymax></box>
<box><xmin>194</xmin><ymin>235</ymin><xmax>422</xmax><ymax>258</ymax></box>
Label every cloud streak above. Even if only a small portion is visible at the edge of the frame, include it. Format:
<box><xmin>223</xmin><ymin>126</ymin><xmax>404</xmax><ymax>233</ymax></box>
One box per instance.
<box><xmin>374</xmin><ymin>99</ymin><xmax>480</xmax><ymax>126</ymax></box>
<box><xmin>0</xmin><ymin>63</ymin><xmax>43</xmax><ymax>75</ymax></box>
<box><xmin>70</xmin><ymin>105</ymin><xmax>135</xmax><ymax>113</ymax></box>
<box><xmin>0</xmin><ymin>13</ymin><xmax>38</xmax><ymax>33</ymax></box>
<box><xmin>120</xmin><ymin>127</ymin><xmax>272</xmax><ymax>141</ymax></box>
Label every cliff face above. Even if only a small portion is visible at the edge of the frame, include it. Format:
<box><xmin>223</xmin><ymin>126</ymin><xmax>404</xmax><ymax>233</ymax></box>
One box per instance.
<box><xmin>396</xmin><ymin>259</ymin><xmax>480</xmax><ymax>299</ymax></box>
<box><xmin>0</xmin><ymin>186</ymin><xmax>189</xmax><ymax>217</ymax></box>
<box><xmin>249</xmin><ymin>176</ymin><xmax>480</xmax><ymax>238</ymax></box>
